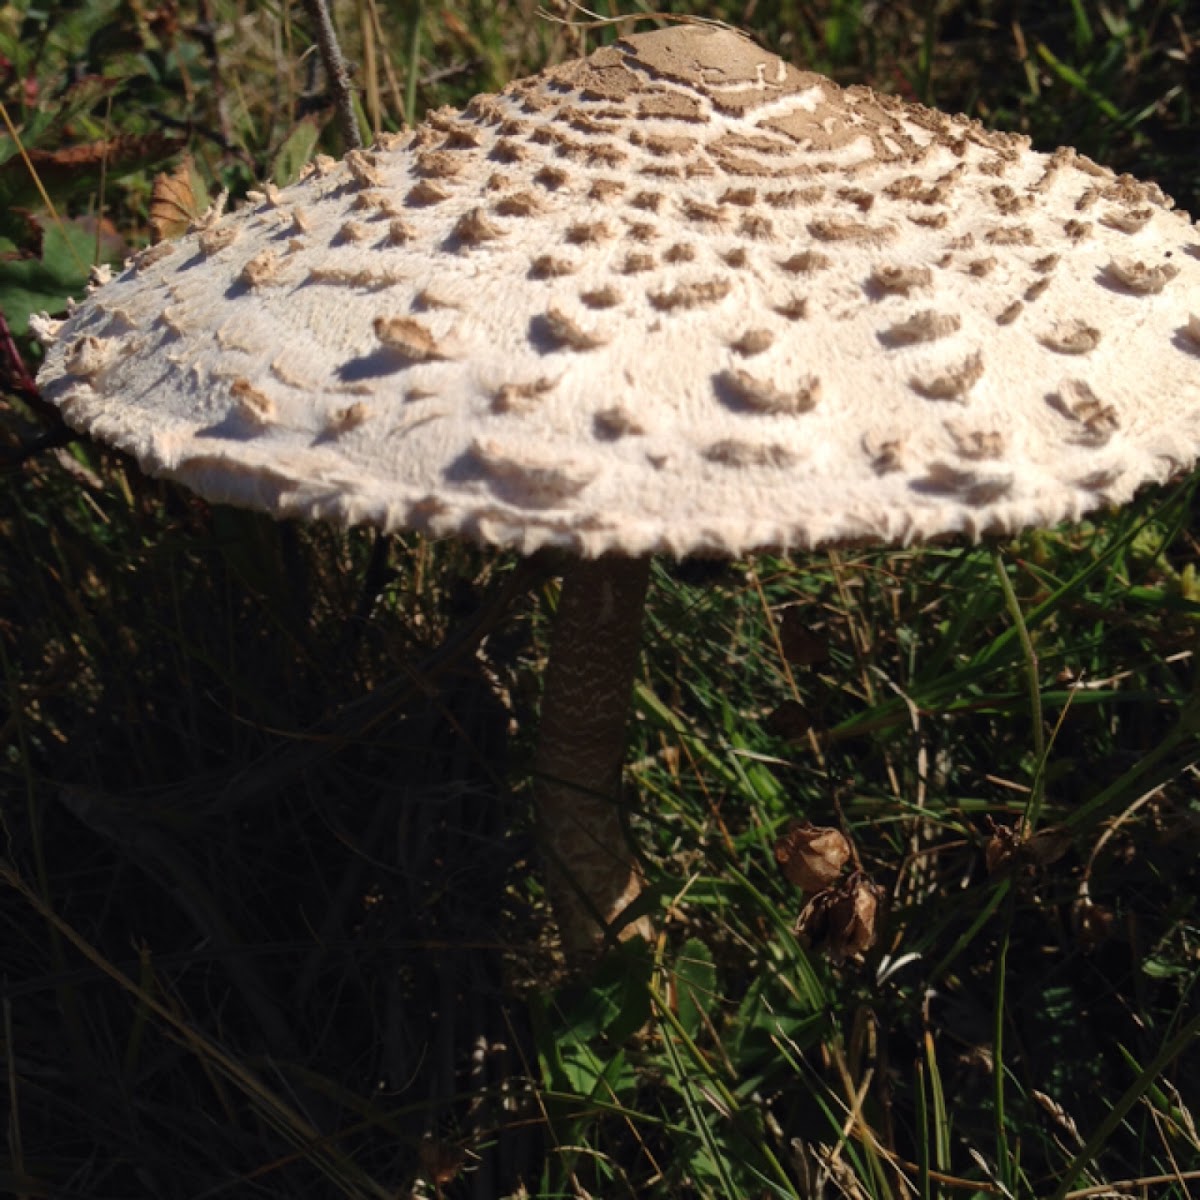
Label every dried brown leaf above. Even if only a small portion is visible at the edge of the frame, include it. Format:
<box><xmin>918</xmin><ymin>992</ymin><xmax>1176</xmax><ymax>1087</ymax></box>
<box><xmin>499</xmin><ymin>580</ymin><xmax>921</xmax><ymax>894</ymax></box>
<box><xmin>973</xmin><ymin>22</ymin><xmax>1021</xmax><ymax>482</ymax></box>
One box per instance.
<box><xmin>795</xmin><ymin>872</ymin><xmax>883</xmax><ymax>962</ymax></box>
<box><xmin>775</xmin><ymin>820</ymin><xmax>851</xmax><ymax>892</ymax></box>
<box><xmin>149</xmin><ymin>155</ymin><xmax>206</xmax><ymax>243</ymax></box>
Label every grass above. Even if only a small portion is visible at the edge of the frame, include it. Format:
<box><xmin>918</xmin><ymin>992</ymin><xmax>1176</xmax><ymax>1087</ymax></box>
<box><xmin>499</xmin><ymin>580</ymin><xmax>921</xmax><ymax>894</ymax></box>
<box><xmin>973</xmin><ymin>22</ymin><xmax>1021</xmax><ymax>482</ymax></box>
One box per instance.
<box><xmin>2</xmin><ymin>1</ymin><xmax>1200</xmax><ymax>1196</ymax></box>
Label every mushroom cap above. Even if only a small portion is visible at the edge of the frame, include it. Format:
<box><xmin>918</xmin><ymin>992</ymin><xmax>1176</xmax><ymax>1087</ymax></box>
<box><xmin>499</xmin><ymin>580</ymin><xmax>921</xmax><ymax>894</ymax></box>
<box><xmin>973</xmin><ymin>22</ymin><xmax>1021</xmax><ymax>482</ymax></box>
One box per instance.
<box><xmin>36</xmin><ymin>24</ymin><xmax>1200</xmax><ymax>556</ymax></box>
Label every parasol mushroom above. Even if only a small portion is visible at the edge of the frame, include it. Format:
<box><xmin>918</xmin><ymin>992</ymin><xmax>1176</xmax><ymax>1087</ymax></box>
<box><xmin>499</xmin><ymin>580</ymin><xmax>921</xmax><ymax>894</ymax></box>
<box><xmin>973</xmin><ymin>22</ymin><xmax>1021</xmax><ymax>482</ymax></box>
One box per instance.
<box><xmin>34</xmin><ymin>23</ymin><xmax>1200</xmax><ymax>956</ymax></box>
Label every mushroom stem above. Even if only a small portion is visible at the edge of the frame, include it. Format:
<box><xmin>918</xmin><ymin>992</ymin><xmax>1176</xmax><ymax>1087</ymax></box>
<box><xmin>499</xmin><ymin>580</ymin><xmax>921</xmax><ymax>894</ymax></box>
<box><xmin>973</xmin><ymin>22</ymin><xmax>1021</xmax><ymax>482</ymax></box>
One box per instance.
<box><xmin>533</xmin><ymin>555</ymin><xmax>653</xmax><ymax>956</ymax></box>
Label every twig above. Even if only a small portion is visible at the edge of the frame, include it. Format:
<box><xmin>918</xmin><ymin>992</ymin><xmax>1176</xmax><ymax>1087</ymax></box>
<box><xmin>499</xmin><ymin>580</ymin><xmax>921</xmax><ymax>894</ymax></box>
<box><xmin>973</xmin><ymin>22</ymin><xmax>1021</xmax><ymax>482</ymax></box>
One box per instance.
<box><xmin>193</xmin><ymin>0</ymin><xmax>233</xmax><ymax>147</ymax></box>
<box><xmin>300</xmin><ymin>0</ymin><xmax>362</xmax><ymax>149</ymax></box>
<box><xmin>0</xmin><ymin>312</ymin><xmax>39</xmax><ymax>401</ymax></box>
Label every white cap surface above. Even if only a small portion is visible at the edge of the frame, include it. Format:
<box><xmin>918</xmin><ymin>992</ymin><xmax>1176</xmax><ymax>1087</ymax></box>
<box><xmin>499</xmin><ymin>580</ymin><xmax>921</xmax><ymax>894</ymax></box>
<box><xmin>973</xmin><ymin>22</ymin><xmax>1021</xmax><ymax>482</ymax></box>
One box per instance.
<box><xmin>36</xmin><ymin>24</ymin><xmax>1200</xmax><ymax>555</ymax></box>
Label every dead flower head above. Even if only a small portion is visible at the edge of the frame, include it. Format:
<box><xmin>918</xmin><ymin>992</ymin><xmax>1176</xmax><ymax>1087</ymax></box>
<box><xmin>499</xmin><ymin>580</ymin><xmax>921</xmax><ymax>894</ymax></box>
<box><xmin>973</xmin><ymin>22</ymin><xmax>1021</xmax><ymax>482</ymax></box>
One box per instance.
<box><xmin>984</xmin><ymin>818</ymin><xmax>1071</xmax><ymax>877</ymax></box>
<box><xmin>775</xmin><ymin>820</ymin><xmax>851</xmax><ymax>893</ymax></box>
<box><xmin>795</xmin><ymin>871</ymin><xmax>883</xmax><ymax>963</ymax></box>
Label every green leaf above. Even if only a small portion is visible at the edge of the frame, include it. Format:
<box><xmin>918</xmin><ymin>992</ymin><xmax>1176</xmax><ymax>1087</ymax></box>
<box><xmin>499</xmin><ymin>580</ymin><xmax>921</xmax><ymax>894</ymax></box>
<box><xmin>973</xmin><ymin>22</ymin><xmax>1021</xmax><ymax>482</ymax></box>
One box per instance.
<box><xmin>559</xmin><ymin>1044</ymin><xmax>635</xmax><ymax>1101</ymax></box>
<box><xmin>549</xmin><ymin>939</ymin><xmax>651</xmax><ymax>1043</ymax></box>
<box><xmin>0</xmin><ymin>218</ymin><xmax>119</xmax><ymax>335</ymax></box>
<box><xmin>0</xmin><ymin>75</ymin><xmax>121</xmax><ymax>169</ymax></box>
<box><xmin>271</xmin><ymin>117</ymin><xmax>326</xmax><ymax>187</ymax></box>
<box><xmin>674</xmin><ymin>937</ymin><xmax>717</xmax><ymax>1040</ymax></box>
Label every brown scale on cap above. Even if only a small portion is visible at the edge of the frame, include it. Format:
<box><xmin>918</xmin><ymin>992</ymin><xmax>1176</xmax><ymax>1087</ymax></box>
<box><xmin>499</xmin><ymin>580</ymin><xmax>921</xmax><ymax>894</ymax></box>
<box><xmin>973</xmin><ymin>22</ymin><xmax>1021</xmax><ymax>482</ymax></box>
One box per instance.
<box><xmin>717</xmin><ymin>368</ymin><xmax>820</xmax><ymax>414</ymax></box>
<box><xmin>415</xmin><ymin>150</ymin><xmax>463</xmax><ymax>180</ymax></box>
<box><xmin>779</xmin><ymin>250</ymin><xmax>832</xmax><ymax>274</ymax></box>
<box><xmin>64</xmin><ymin>335</ymin><xmax>115</xmax><ymax>379</ymax></box>
<box><xmin>870</xmin><ymin>264</ymin><xmax>932</xmax><ymax>294</ymax></box>
<box><xmin>580</xmin><ymin>284</ymin><xmax>622</xmax><ymax>309</ymax></box>
<box><xmin>775</xmin><ymin>296</ymin><xmax>809</xmax><ymax>320</ymax></box>
<box><xmin>453</xmin><ymin>208</ymin><xmax>504</xmax><ymax>245</ymax></box>
<box><xmin>1039</xmin><ymin>321</ymin><xmax>1103</xmax><ymax>355</ymax></box>
<box><xmin>662</xmin><ymin>242</ymin><xmax>696</xmax><ymax>264</ymax></box>
<box><xmin>270</xmin><ymin>357</ymin><xmax>311</xmax><ymax>389</ymax></box>
<box><xmin>948</xmin><ymin>425</ymin><xmax>1007</xmax><ymax>460</ymax></box>
<box><xmin>308</xmin><ymin>265</ymin><xmax>407</xmax><ymax>288</ymax></box>
<box><xmin>587</xmin><ymin>143</ymin><xmax>628</xmax><ymax>167</ymax></box>
<box><xmin>36</xmin><ymin>22</ymin><xmax>1200</xmax><ymax>958</ymax></box>
<box><xmin>530</xmin><ymin>253</ymin><xmax>578</xmax><ymax>278</ymax></box>
<box><xmin>910</xmin><ymin>351</ymin><xmax>985</xmax><ymax>401</ymax></box>
<box><xmin>1102</xmin><ymin>206</ymin><xmax>1153</xmax><ymax>233</ymax></box>
<box><xmin>199</xmin><ymin>224</ymin><xmax>240</xmax><ymax>255</ymax></box>
<box><xmin>880</xmin><ymin>310</ymin><xmax>962</xmax><ymax>347</ymax></box>
<box><xmin>588</xmin><ymin>178</ymin><xmax>625</xmax><ymax>201</ymax></box>
<box><xmin>649</xmin><ymin>278</ymin><xmax>732</xmax><ymax>311</ymax></box>
<box><xmin>325</xmin><ymin>401</ymin><xmax>373</xmax><ymax>434</ymax></box>
<box><xmin>562</xmin><ymin>107</ymin><xmax>620</xmax><ymax>136</ymax></box>
<box><xmin>986</xmin><ymin>224</ymin><xmax>1035</xmax><ymax>246</ymax></box>
<box><xmin>681</xmin><ymin>198</ymin><xmax>727</xmax><ymax>225</ymax></box>
<box><xmin>704</xmin><ymin>439</ymin><xmax>796</xmax><ymax>469</ymax></box>
<box><xmin>387</xmin><ymin>219</ymin><xmax>416</xmax><ymax>245</ymax></box>
<box><xmin>1049</xmin><ymin>380</ymin><xmax>1120</xmax><ymax>445</ymax></box>
<box><xmin>494</xmin><ymin>190</ymin><xmax>546</xmax><ymax>217</ymax></box>
<box><xmin>440</xmin><ymin>124</ymin><xmax>483</xmax><ymax>151</ymax></box>
<box><xmin>737</xmin><ymin>213</ymin><xmax>775</xmax><ymax>240</ymax></box>
<box><xmin>159</xmin><ymin>306</ymin><xmax>190</xmax><ymax>336</ymax></box>
<box><xmin>336</xmin><ymin>220</ymin><xmax>372</xmax><ymax>244</ymax></box>
<box><xmin>533</xmin><ymin>165</ymin><xmax>570</xmax><ymax>189</ymax></box>
<box><xmin>470</xmin><ymin>436</ymin><xmax>596</xmax><ymax>503</ymax></box>
<box><xmin>345</xmin><ymin>149</ymin><xmax>384</xmax><ymax>188</ymax></box>
<box><xmin>491</xmin><ymin>138</ymin><xmax>531</xmax><ymax>163</ymax></box>
<box><xmin>230</xmin><ymin>378</ymin><xmax>276</xmax><ymax>425</ymax></box>
<box><xmin>730</xmin><ymin>329</ymin><xmax>775</xmax><ymax>356</ymax></box>
<box><xmin>133</xmin><ymin>241</ymin><xmax>177</xmax><ymax>271</ymax></box>
<box><xmin>916</xmin><ymin>461</ymin><xmax>1013</xmax><ymax>505</ymax></box>
<box><xmin>374</xmin><ymin>315</ymin><xmax>447</xmax><ymax>361</ymax></box>
<box><xmin>239</xmin><ymin>249</ymin><xmax>286</xmax><ymax>288</ymax></box>
<box><xmin>407</xmin><ymin>180</ymin><xmax>451</xmax><ymax>205</ymax></box>
<box><xmin>565</xmin><ymin>220</ymin><xmax>614</xmax><ymax>245</ymax></box>
<box><xmin>594</xmin><ymin>405</ymin><xmax>645</xmax><ymax>438</ymax></box>
<box><xmin>629</xmin><ymin>189</ymin><xmax>664</xmax><ymax>211</ymax></box>
<box><xmin>809</xmin><ymin>216</ymin><xmax>895</xmax><ymax>244</ymax></box>
<box><xmin>492</xmin><ymin>377</ymin><xmax>556</xmax><ymax>413</ymax></box>
<box><xmin>720</xmin><ymin>186</ymin><xmax>757</xmax><ymax>206</ymax></box>
<box><xmin>535</xmin><ymin>306</ymin><xmax>608</xmax><ymax>351</ymax></box>
<box><xmin>1104</xmin><ymin>257</ymin><xmax>1181</xmax><ymax>295</ymax></box>
<box><xmin>1024</xmin><ymin>278</ymin><xmax>1052</xmax><ymax>303</ymax></box>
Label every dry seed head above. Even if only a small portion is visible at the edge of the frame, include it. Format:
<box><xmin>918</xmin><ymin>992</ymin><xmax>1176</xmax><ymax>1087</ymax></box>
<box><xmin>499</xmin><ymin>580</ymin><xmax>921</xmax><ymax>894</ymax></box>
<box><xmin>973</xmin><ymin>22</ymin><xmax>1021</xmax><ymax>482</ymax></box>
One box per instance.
<box><xmin>795</xmin><ymin>873</ymin><xmax>883</xmax><ymax>962</ymax></box>
<box><xmin>775</xmin><ymin>821</ymin><xmax>852</xmax><ymax>892</ymax></box>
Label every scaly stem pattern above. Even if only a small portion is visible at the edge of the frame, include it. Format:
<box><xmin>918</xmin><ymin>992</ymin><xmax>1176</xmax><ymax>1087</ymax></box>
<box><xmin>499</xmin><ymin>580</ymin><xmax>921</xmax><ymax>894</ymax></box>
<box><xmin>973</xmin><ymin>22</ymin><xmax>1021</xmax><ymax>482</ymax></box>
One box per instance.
<box><xmin>533</xmin><ymin>556</ymin><xmax>653</xmax><ymax>957</ymax></box>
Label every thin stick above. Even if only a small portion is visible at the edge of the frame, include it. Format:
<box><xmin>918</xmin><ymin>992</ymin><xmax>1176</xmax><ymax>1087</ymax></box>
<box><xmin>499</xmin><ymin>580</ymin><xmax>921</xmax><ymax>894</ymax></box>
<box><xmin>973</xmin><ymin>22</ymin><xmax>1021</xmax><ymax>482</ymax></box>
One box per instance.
<box><xmin>300</xmin><ymin>0</ymin><xmax>362</xmax><ymax>150</ymax></box>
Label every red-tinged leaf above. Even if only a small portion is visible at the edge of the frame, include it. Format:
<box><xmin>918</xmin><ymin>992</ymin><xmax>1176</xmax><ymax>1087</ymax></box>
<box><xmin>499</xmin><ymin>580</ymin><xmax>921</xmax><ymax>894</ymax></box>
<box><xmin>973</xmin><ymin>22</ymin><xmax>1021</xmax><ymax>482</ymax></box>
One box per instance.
<box><xmin>0</xmin><ymin>131</ymin><xmax>187</xmax><ymax>211</ymax></box>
